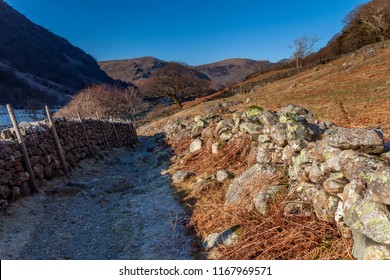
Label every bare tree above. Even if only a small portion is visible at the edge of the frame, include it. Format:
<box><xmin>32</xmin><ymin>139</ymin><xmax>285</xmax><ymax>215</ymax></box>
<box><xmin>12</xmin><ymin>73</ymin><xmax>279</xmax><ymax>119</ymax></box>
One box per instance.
<box><xmin>290</xmin><ymin>34</ymin><xmax>320</xmax><ymax>69</ymax></box>
<box><xmin>359</xmin><ymin>0</ymin><xmax>390</xmax><ymax>42</ymax></box>
<box><xmin>55</xmin><ymin>84</ymin><xmax>146</xmax><ymax>119</ymax></box>
<box><xmin>141</xmin><ymin>62</ymin><xmax>210</xmax><ymax>109</ymax></box>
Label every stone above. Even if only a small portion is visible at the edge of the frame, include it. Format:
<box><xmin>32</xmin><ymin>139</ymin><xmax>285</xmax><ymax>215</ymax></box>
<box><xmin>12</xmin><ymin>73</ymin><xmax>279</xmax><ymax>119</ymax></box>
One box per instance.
<box><xmin>269</xmin><ymin>123</ymin><xmax>288</xmax><ymax>147</ymax></box>
<box><xmin>326</xmin><ymin>127</ymin><xmax>384</xmax><ymax>154</ymax></box>
<box><xmin>190</xmin><ymin>139</ymin><xmax>202</xmax><ymax>153</ymax></box>
<box><xmin>282</xmin><ymin>145</ymin><xmax>296</xmax><ymax>165</ymax></box>
<box><xmin>0</xmin><ymin>199</ymin><xmax>8</xmax><ymax>210</ymax></box>
<box><xmin>216</xmin><ymin>119</ymin><xmax>234</xmax><ymax>134</ymax></box>
<box><xmin>258</xmin><ymin>111</ymin><xmax>279</xmax><ymax>129</ymax></box>
<box><xmin>283</xmin><ymin>201</ymin><xmax>312</xmax><ymax>217</ymax></box>
<box><xmin>194</xmin><ymin>115</ymin><xmax>207</xmax><ymax>127</ymax></box>
<box><xmin>308</xmin><ymin>161</ymin><xmax>326</xmax><ymax>184</ymax></box>
<box><xmin>191</xmin><ymin>126</ymin><xmax>204</xmax><ymax>138</ymax></box>
<box><xmin>295</xmin><ymin>182</ymin><xmax>319</xmax><ymax>201</ymax></box>
<box><xmin>323</xmin><ymin>178</ymin><xmax>345</xmax><ymax>194</ymax></box>
<box><xmin>203</xmin><ymin>225</ymin><xmax>242</xmax><ymax>249</ymax></box>
<box><xmin>363</xmin><ymin>245</ymin><xmax>390</xmax><ymax>260</ymax></box>
<box><xmin>0</xmin><ymin>185</ymin><xmax>11</xmax><ymax>199</ymax></box>
<box><xmin>211</xmin><ymin>141</ymin><xmax>222</xmax><ymax>154</ymax></box>
<box><xmin>225</xmin><ymin>164</ymin><xmax>275</xmax><ymax>206</ymax></box>
<box><xmin>11</xmin><ymin>186</ymin><xmax>21</xmax><ymax>200</ymax></box>
<box><xmin>253</xmin><ymin>185</ymin><xmax>286</xmax><ymax>215</ymax></box>
<box><xmin>344</xmin><ymin>182</ymin><xmax>390</xmax><ymax>244</ymax></box>
<box><xmin>289</xmin><ymin>139</ymin><xmax>308</xmax><ymax>152</ymax></box>
<box><xmin>216</xmin><ymin>170</ymin><xmax>232</xmax><ymax>183</ymax></box>
<box><xmin>201</xmin><ymin>123</ymin><xmax>216</xmax><ymax>141</ymax></box>
<box><xmin>220</xmin><ymin>130</ymin><xmax>233</xmax><ymax>142</ymax></box>
<box><xmin>246</xmin><ymin>105</ymin><xmax>263</xmax><ymax>118</ymax></box>
<box><xmin>172</xmin><ymin>170</ymin><xmax>194</xmax><ymax>183</ymax></box>
<box><xmin>312</xmin><ymin>189</ymin><xmax>339</xmax><ymax>222</ymax></box>
<box><xmin>256</xmin><ymin>142</ymin><xmax>273</xmax><ymax>164</ymax></box>
<box><xmin>240</xmin><ymin>122</ymin><xmax>263</xmax><ymax>140</ymax></box>
<box><xmin>322</xmin><ymin>146</ymin><xmax>342</xmax><ymax>171</ymax></box>
<box><xmin>280</xmin><ymin>104</ymin><xmax>318</xmax><ymax>124</ymax></box>
<box><xmin>363</xmin><ymin>49</ymin><xmax>376</xmax><ymax>60</ymax></box>
<box><xmin>18</xmin><ymin>172</ymin><xmax>30</xmax><ymax>183</ymax></box>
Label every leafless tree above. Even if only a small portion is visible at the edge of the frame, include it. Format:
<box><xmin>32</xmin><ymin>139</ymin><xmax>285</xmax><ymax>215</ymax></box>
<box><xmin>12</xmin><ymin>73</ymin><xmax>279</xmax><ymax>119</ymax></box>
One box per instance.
<box><xmin>55</xmin><ymin>84</ymin><xmax>146</xmax><ymax>120</ymax></box>
<box><xmin>290</xmin><ymin>34</ymin><xmax>320</xmax><ymax>69</ymax></box>
<box><xmin>359</xmin><ymin>0</ymin><xmax>390</xmax><ymax>42</ymax></box>
<box><xmin>141</xmin><ymin>62</ymin><xmax>210</xmax><ymax>109</ymax></box>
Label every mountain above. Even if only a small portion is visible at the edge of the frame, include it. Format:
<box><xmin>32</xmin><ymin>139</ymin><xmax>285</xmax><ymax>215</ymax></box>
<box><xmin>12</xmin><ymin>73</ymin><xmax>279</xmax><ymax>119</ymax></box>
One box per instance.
<box><xmin>99</xmin><ymin>57</ymin><xmax>166</xmax><ymax>86</ymax></box>
<box><xmin>193</xmin><ymin>58</ymin><xmax>272</xmax><ymax>87</ymax></box>
<box><xmin>0</xmin><ymin>0</ymin><xmax>114</xmax><ymax>107</ymax></box>
<box><xmin>99</xmin><ymin>57</ymin><xmax>272</xmax><ymax>90</ymax></box>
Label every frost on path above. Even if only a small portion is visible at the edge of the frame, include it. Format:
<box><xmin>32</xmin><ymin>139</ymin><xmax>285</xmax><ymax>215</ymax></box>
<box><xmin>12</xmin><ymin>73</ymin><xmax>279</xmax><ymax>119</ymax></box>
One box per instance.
<box><xmin>0</xmin><ymin>136</ymin><xmax>193</xmax><ymax>260</ymax></box>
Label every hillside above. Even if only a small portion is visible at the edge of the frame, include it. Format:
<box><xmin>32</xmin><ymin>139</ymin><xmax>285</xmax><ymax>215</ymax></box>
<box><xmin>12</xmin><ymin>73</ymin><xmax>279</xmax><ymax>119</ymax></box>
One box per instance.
<box><xmin>141</xmin><ymin>41</ymin><xmax>390</xmax><ymax>140</ymax></box>
<box><xmin>0</xmin><ymin>1</ymin><xmax>114</xmax><ymax>107</ymax></box>
<box><xmin>193</xmin><ymin>58</ymin><xmax>272</xmax><ymax>87</ymax></box>
<box><xmin>99</xmin><ymin>57</ymin><xmax>272</xmax><ymax>90</ymax></box>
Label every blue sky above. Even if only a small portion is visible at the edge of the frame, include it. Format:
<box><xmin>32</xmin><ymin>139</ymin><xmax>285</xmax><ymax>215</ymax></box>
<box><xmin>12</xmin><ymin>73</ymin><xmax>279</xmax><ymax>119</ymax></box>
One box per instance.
<box><xmin>6</xmin><ymin>0</ymin><xmax>370</xmax><ymax>65</ymax></box>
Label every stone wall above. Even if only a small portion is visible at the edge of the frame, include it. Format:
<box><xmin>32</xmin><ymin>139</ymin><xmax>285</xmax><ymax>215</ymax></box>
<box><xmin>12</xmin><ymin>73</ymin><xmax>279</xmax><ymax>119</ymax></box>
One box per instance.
<box><xmin>164</xmin><ymin>103</ymin><xmax>390</xmax><ymax>259</ymax></box>
<box><xmin>0</xmin><ymin>118</ymin><xmax>137</xmax><ymax>208</ymax></box>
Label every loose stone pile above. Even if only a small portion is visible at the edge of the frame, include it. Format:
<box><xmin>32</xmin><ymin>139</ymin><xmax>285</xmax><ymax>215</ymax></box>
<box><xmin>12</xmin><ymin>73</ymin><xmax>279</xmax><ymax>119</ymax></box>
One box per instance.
<box><xmin>165</xmin><ymin>103</ymin><xmax>390</xmax><ymax>259</ymax></box>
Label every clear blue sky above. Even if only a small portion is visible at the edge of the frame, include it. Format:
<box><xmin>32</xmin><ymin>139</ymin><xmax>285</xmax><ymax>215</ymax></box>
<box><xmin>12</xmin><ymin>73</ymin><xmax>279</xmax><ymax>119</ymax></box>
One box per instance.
<box><xmin>6</xmin><ymin>0</ymin><xmax>370</xmax><ymax>65</ymax></box>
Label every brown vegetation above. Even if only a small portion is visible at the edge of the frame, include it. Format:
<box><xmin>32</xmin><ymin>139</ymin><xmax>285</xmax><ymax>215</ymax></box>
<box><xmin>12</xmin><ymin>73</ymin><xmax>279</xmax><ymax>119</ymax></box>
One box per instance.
<box><xmin>56</xmin><ymin>84</ymin><xmax>146</xmax><ymax>119</ymax></box>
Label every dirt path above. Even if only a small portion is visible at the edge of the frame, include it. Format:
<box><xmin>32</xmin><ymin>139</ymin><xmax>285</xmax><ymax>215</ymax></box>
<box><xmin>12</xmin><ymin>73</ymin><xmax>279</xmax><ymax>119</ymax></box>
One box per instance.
<box><xmin>0</xmin><ymin>135</ymin><xmax>193</xmax><ymax>260</ymax></box>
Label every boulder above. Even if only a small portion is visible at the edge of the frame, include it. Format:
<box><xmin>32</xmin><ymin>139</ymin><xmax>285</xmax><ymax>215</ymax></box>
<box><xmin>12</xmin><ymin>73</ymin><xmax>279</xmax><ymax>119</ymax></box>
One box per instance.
<box><xmin>216</xmin><ymin>170</ymin><xmax>232</xmax><ymax>183</ymax></box>
<box><xmin>172</xmin><ymin>170</ymin><xmax>194</xmax><ymax>183</ymax></box>
<box><xmin>225</xmin><ymin>164</ymin><xmax>275</xmax><ymax>206</ymax></box>
<box><xmin>246</xmin><ymin>105</ymin><xmax>263</xmax><ymax>118</ymax></box>
<box><xmin>240</xmin><ymin>122</ymin><xmax>263</xmax><ymax>140</ymax></box>
<box><xmin>203</xmin><ymin>225</ymin><xmax>242</xmax><ymax>249</ymax></box>
<box><xmin>326</xmin><ymin>127</ymin><xmax>384</xmax><ymax>154</ymax></box>
<box><xmin>253</xmin><ymin>185</ymin><xmax>286</xmax><ymax>215</ymax></box>
<box><xmin>190</xmin><ymin>139</ymin><xmax>202</xmax><ymax>153</ymax></box>
<box><xmin>256</xmin><ymin>142</ymin><xmax>273</xmax><ymax>164</ymax></box>
<box><xmin>269</xmin><ymin>123</ymin><xmax>288</xmax><ymax>147</ymax></box>
<box><xmin>211</xmin><ymin>142</ymin><xmax>222</xmax><ymax>154</ymax></box>
<box><xmin>312</xmin><ymin>189</ymin><xmax>339</xmax><ymax>223</ymax></box>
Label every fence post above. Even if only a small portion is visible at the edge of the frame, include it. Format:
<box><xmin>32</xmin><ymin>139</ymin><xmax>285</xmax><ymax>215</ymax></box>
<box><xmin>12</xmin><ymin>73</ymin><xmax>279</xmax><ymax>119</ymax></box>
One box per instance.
<box><xmin>45</xmin><ymin>105</ymin><xmax>68</xmax><ymax>174</ymax></box>
<box><xmin>110</xmin><ymin>116</ymin><xmax>121</xmax><ymax>147</ymax></box>
<box><xmin>6</xmin><ymin>104</ymin><xmax>38</xmax><ymax>192</ymax></box>
<box><xmin>77</xmin><ymin>112</ymin><xmax>93</xmax><ymax>156</ymax></box>
<box><xmin>96</xmin><ymin>112</ymin><xmax>110</xmax><ymax>150</ymax></box>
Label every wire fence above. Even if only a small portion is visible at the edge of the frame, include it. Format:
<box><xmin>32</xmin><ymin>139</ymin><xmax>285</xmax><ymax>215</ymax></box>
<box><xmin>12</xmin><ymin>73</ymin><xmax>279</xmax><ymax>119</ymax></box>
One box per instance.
<box><xmin>0</xmin><ymin>106</ymin><xmax>53</xmax><ymax>131</ymax></box>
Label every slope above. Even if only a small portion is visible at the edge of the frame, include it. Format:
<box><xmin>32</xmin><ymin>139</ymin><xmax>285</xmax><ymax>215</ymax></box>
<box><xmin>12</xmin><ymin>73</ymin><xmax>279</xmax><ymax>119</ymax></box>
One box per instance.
<box><xmin>0</xmin><ymin>0</ymin><xmax>114</xmax><ymax>107</ymax></box>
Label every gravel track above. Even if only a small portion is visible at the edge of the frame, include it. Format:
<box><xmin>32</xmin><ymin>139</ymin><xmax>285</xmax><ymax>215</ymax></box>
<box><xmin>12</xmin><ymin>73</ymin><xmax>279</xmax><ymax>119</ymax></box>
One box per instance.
<box><xmin>0</xmin><ymin>135</ymin><xmax>193</xmax><ymax>260</ymax></box>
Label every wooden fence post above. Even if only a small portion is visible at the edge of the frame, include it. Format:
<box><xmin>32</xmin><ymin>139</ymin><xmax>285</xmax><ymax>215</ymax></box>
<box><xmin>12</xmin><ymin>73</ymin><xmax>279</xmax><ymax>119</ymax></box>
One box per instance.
<box><xmin>45</xmin><ymin>106</ymin><xmax>68</xmax><ymax>174</ymax></box>
<box><xmin>77</xmin><ymin>112</ymin><xmax>93</xmax><ymax>156</ymax></box>
<box><xmin>96</xmin><ymin>112</ymin><xmax>110</xmax><ymax>150</ymax></box>
<box><xmin>110</xmin><ymin>116</ymin><xmax>121</xmax><ymax>147</ymax></box>
<box><xmin>6</xmin><ymin>104</ymin><xmax>38</xmax><ymax>192</ymax></box>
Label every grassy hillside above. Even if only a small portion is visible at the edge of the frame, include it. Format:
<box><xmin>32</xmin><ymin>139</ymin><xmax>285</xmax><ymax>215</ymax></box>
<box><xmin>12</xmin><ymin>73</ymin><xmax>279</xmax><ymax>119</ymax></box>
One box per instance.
<box><xmin>141</xmin><ymin>42</ymin><xmax>390</xmax><ymax>140</ymax></box>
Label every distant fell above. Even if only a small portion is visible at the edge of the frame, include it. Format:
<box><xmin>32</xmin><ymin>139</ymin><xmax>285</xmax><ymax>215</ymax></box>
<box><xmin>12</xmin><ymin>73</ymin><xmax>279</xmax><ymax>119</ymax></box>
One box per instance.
<box><xmin>99</xmin><ymin>57</ymin><xmax>272</xmax><ymax>90</ymax></box>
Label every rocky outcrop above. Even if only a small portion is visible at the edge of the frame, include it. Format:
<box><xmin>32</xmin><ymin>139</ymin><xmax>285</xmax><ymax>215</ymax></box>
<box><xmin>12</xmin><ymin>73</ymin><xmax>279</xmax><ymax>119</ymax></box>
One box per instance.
<box><xmin>164</xmin><ymin>103</ymin><xmax>390</xmax><ymax>259</ymax></box>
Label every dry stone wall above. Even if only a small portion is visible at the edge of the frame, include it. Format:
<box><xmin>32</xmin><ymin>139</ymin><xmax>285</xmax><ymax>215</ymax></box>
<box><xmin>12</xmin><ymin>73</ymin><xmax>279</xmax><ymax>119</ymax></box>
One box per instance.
<box><xmin>164</xmin><ymin>103</ymin><xmax>390</xmax><ymax>260</ymax></box>
<box><xmin>0</xmin><ymin>118</ymin><xmax>137</xmax><ymax>208</ymax></box>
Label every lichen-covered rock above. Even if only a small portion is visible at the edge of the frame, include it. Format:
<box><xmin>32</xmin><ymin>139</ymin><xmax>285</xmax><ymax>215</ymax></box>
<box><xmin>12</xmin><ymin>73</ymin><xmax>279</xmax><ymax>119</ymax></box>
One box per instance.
<box><xmin>172</xmin><ymin>170</ymin><xmax>194</xmax><ymax>183</ymax></box>
<box><xmin>323</xmin><ymin>177</ymin><xmax>345</xmax><ymax>194</ymax></box>
<box><xmin>253</xmin><ymin>185</ymin><xmax>286</xmax><ymax>215</ymax></box>
<box><xmin>256</xmin><ymin>142</ymin><xmax>273</xmax><ymax>164</ymax></box>
<box><xmin>282</xmin><ymin>145</ymin><xmax>296</xmax><ymax>165</ymax></box>
<box><xmin>344</xmin><ymin>182</ymin><xmax>390</xmax><ymax>244</ymax></box>
<box><xmin>246</xmin><ymin>105</ymin><xmax>263</xmax><ymax>118</ymax></box>
<box><xmin>201</xmin><ymin>123</ymin><xmax>216</xmax><ymax>141</ymax></box>
<box><xmin>191</xmin><ymin>126</ymin><xmax>204</xmax><ymax>138</ymax></box>
<box><xmin>363</xmin><ymin>245</ymin><xmax>390</xmax><ymax>260</ymax></box>
<box><xmin>203</xmin><ymin>225</ymin><xmax>242</xmax><ymax>249</ymax></box>
<box><xmin>308</xmin><ymin>161</ymin><xmax>327</xmax><ymax>184</ymax></box>
<box><xmin>280</xmin><ymin>104</ymin><xmax>318</xmax><ymax>124</ymax></box>
<box><xmin>258</xmin><ymin>110</ymin><xmax>279</xmax><ymax>129</ymax></box>
<box><xmin>225</xmin><ymin>164</ymin><xmax>275</xmax><ymax>206</ymax></box>
<box><xmin>312</xmin><ymin>189</ymin><xmax>339</xmax><ymax>222</ymax></box>
<box><xmin>194</xmin><ymin>115</ymin><xmax>207</xmax><ymax>127</ymax></box>
<box><xmin>326</xmin><ymin>127</ymin><xmax>384</xmax><ymax>154</ymax></box>
<box><xmin>295</xmin><ymin>182</ymin><xmax>319</xmax><ymax>201</ymax></box>
<box><xmin>240</xmin><ymin>122</ymin><xmax>263</xmax><ymax>140</ymax></box>
<box><xmin>269</xmin><ymin>123</ymin><xmax>288</xmax><ymax>147</ymax></box>
<box><xmin>190</xmin><ymin>139</ymin><xmax>202</xmax><ymax>153</ymax></box>
<box><xmin>283</xmin><ymin>201</ymin><xmax>312</xmax><ymax>217</ymax></box>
